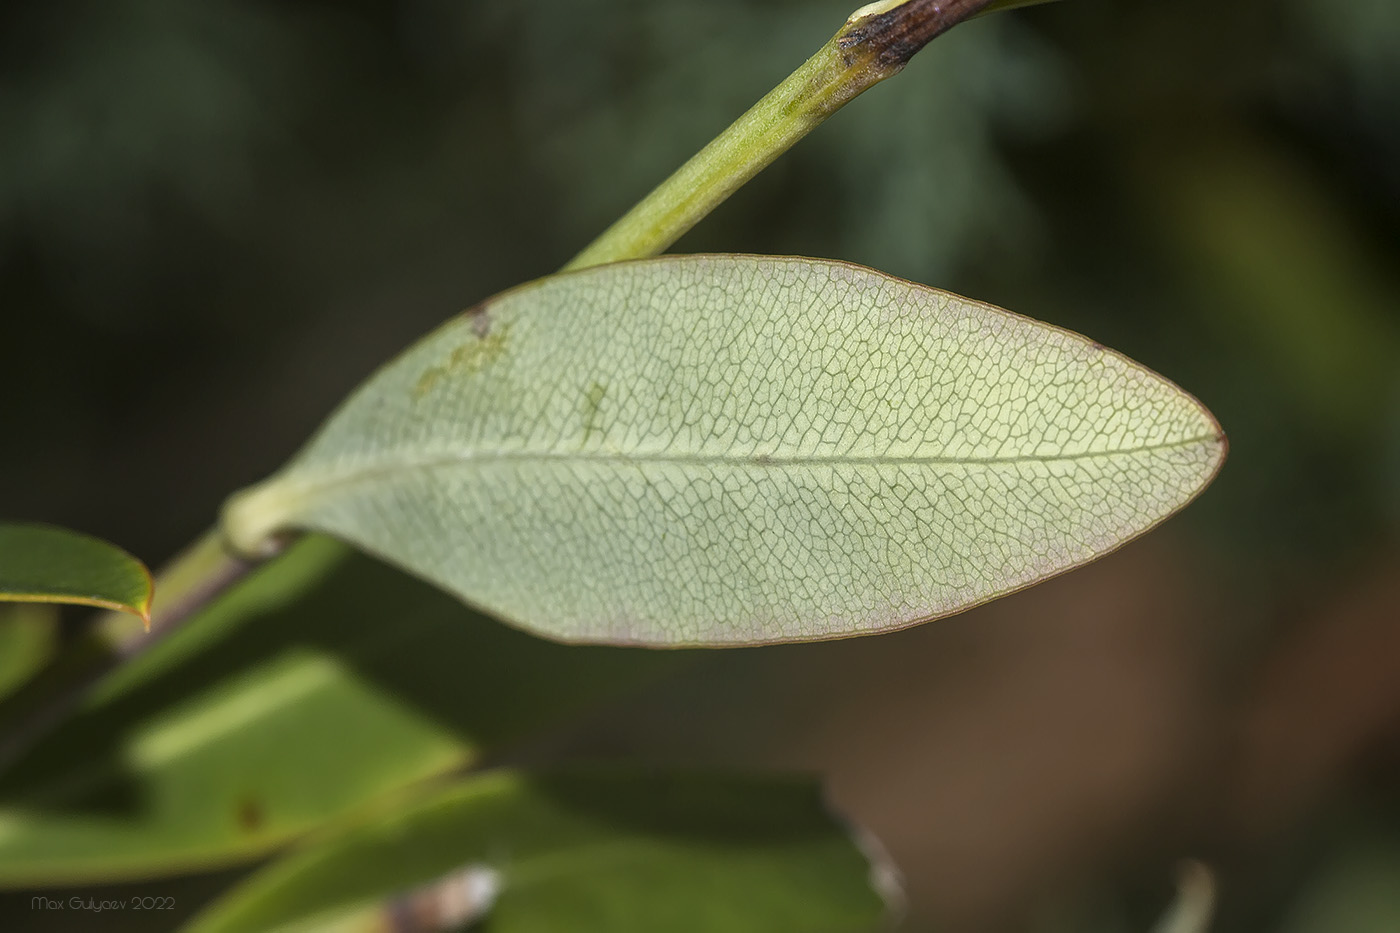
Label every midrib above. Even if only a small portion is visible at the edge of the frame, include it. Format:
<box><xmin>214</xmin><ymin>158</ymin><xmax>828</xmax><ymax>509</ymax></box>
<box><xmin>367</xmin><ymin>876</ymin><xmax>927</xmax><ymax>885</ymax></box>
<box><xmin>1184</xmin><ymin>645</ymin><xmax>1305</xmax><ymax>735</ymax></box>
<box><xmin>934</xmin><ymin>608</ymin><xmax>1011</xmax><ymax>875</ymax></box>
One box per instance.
<box><xmin>282</xmin><ymin>431</ymin><xmax>1222</xmax><ymax>496</ymax></box>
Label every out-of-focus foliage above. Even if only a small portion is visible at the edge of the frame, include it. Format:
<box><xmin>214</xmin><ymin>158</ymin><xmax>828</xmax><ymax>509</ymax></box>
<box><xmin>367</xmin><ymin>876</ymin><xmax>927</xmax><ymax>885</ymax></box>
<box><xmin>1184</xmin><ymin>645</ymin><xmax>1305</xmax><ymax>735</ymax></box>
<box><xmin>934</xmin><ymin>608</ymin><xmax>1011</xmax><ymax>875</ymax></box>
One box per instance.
<box><xmin>0</xmin><ymin>536</ymin><xmax>677</xmax><ymax>884</ymax></box>
<box><xmin>1274</xmin><ymin>813</ymin><xmax>1400</xmax><ymax>933</ymax></box>
<box><xmin>188</xmin><ymin>771</ymin><xmax>889</xmax><ymax>933</ymax></box>
<box><xmin>1295</xmin><ymin>0</ymin><xmax>1400</xmax><ymax>108</ymax></box>
<box><xmin>0</xmin><ymin>605</ymin><xmax>57</xmax><ymax>702</ymax></box>
<box><xmin>1</xmin><ymin>0</ymin><xmax>1397</xmax><ymax>931</ymax></box>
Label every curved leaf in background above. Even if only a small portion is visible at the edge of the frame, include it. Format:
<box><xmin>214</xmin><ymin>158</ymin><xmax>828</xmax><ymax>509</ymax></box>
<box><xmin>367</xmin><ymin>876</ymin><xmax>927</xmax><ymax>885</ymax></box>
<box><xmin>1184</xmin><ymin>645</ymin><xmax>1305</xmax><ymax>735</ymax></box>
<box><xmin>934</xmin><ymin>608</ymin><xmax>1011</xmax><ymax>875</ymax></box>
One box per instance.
<box><xmin>187</xmin><ymin>770</ymin><xmax>893</xmax><ymax>933</ymax></box>
<box><xmin>0</xmin><ymin>523</ymin><xmax>152</xmax><ymax>626</ymax></box>
<box><xmin>1151</xmin><ymin>861</ymin><xmax>1216</xmax><ymax>933</ymax></box>
<box><xmin>0</xmin><ymin>536</ymin><xmax>678</xmax><ymax>886</ymax></box>
<box><xmin>224</xmin><ymin>255</ymin><xmax>1226</xmax><ymax>647</ymax></box>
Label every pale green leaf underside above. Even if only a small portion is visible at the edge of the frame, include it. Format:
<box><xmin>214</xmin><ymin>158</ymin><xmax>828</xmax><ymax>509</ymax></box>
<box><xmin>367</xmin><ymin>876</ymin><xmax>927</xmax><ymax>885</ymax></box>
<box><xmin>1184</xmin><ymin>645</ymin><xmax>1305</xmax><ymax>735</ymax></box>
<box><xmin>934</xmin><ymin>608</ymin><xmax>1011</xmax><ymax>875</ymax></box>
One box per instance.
<box><xmin>223</xmin><ymin>255</ymin><xmax>1224</xmax><ymax>646</ymax></box>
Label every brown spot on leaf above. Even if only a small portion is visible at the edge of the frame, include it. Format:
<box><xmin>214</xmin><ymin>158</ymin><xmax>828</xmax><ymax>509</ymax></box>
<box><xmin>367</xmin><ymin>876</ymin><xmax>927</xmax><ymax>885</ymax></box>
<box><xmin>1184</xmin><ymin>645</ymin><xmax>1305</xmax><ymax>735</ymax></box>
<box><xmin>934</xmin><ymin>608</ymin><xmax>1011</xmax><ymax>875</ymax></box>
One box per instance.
<box><xmin>237</xmin><ymin>797</ymin><xmax>264</xmax><ymax>833</ymax></box>
<box><xmin>470</xmin><ymin>310</ymin><xmax>492</xmax><ymax>339</ymax></box>
<box><xmin>447</xmin><ymin>322</ymin><xmax>511</xmax><ymax>373</ymax></box>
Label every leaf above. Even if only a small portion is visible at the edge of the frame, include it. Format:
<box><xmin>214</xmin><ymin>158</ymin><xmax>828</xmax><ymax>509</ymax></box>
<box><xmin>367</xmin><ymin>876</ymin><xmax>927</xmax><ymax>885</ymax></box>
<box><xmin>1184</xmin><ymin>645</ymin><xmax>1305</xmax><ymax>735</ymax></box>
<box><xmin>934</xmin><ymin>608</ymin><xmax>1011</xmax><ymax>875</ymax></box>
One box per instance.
<box><xmin>1151</xmin><ymin>861</ymin><xmax>1216</xmax><ymax>933</ymax></box>
<box><xmin>1276</xmin><ymin>824</ymin><xmax>1400</xmax><ymax>933</ymax></box>
<box><xmin>0</xmin><ymin>604</ymin><xmax>58</xmax><ymax>702</ymax></box>
<box><xmin>223</xmin><ymin>255</ymin><xmax>1225</xmax><ymax>647</ymax></box>
<box><xmin>0</xmin><ymin>523</ymin><xmax>153</xmax><ymax>626</ymax></box>
<box><xmin>0</xmin><ymin>536</ymin><xmax>678</xmax><ymax>886</ymax></box>
<box><xmin>187</xmin><ymin>770</ymin><xmax>894</xmax><ymax>933</ymax></box>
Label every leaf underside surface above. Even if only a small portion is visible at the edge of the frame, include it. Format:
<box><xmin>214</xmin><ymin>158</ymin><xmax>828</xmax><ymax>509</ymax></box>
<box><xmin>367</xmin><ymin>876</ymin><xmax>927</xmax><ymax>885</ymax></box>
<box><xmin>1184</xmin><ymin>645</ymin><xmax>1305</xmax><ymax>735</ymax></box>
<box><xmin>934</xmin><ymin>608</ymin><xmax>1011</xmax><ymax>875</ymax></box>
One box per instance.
<box><xmin>224</xmin><ymin>255</ymin><xmax>1225</xmax><ymax>647</ymax></box>
<box><xmin>0</xmin><ymin>523</ymin><xmax>152</xmax><ymax>623</ymax></box>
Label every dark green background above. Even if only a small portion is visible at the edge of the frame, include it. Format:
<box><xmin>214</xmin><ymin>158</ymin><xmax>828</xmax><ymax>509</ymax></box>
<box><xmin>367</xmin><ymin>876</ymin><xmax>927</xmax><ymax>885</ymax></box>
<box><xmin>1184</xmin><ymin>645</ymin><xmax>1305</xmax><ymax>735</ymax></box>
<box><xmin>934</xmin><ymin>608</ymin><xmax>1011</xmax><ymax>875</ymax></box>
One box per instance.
<box><xmin>3</xmin><ymin>1</ymin><xmax>1398</xmax><ymax>930</ymax></box>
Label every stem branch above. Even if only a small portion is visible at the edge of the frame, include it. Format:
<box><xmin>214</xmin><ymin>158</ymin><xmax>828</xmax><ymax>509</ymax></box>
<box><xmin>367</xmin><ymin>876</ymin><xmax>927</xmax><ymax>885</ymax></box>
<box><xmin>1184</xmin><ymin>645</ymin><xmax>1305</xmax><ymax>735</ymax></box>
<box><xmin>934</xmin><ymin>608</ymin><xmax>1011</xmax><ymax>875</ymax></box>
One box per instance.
<box><xmin>564</xmin><ymin>0</ymin><xmax>997</xmax><ymax>270</ymax></box>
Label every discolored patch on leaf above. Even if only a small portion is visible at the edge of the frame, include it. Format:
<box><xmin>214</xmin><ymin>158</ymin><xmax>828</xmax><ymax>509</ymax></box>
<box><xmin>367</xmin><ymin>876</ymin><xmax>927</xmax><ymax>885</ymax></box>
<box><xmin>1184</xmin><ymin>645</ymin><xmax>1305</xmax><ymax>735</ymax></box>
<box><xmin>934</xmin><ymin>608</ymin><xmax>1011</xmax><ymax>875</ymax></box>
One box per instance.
<box><xmin>413</xmin><ymin>319</ymin><xmax>511</xmax><ymax>401</ymax></box>
<box><xmin>413</xmin><ymin>366</ymin><xmax>444</xmax><ymax>401</ymax></box>
<box><xmin>447</xmin><ymin>322</ymin><xmax>511</xmax><ymax>374</ymax></box>
<box><xmin>236</xmin><ymin>797</ymin><xmax>265</xmax><ymax>834</ymax></box>
<box><xmin>469</xmin><ymin>308</ymin><xmax>493</xmax><ymax>339</ymax></box>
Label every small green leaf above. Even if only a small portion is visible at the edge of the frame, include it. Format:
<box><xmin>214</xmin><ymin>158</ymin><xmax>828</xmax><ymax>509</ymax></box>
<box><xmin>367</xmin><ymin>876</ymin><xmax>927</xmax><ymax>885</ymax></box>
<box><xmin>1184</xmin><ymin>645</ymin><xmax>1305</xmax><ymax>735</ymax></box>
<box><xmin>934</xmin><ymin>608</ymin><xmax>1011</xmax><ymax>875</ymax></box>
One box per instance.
<box><xmin>187</xmin><ymin>770</ymin><xmax>893</xmax><ymax>933</ymax></box>
<box><xmin>0</xmin><ymin>523</ymin><xmax>152</xmax><ymax>626</ymax></box>
<box><xmin>223</xmin><ymin>255</ymin><xmax>1225</xmax><ymax>647</ymax></box>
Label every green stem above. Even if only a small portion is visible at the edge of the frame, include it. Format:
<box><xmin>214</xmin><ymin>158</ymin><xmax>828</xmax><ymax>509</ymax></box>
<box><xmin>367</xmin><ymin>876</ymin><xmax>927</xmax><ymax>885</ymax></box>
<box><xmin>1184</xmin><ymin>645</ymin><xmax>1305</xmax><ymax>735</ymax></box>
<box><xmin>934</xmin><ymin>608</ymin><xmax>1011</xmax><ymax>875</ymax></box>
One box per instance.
<box><xmin>565</xmin><ymin>0</ymin><xmax>1000</xmax><ymax>269</ymax></box>
<box><xmin>100</xmin><ymin>530</ymin><xmax>254</xmax><ymax>654</ymax></box>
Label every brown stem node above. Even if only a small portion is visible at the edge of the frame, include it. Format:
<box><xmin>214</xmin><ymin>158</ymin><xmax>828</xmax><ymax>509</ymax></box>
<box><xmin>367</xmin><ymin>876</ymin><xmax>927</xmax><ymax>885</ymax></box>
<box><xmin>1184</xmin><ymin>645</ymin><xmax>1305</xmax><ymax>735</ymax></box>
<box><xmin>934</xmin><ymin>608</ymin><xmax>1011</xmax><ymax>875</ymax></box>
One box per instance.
<box><xmin>839</xmin><ymin>0</ymin><xmax>997</xmax><ymax>73</ymax></box>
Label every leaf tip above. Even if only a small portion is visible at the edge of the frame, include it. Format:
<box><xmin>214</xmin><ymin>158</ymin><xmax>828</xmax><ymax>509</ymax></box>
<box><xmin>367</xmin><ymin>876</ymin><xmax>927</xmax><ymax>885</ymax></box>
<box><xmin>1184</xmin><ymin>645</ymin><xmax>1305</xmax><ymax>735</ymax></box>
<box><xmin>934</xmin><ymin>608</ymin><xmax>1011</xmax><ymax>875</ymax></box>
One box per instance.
<box><xmin>852</xmin><ymin>821</ymin><xmax>906</xmax><ymax>921</ymax></box>
<box><xmin>1213</xmin><ymin>424</ymin><xmax>1230</xmax><ymax>469</ymax></box>
<box><xmin>135</xmin><ymin>563</ymin><xmax>155</xmax><ymax>631</ymax></box>
<box><xmin>1152</xmin><ymin>860</ymin><xmax>1216</xmax><ymax>933</ymax></box>
<box><xmin>0</xmin><ymin>522</ymin><xmax>155</xmax><ymax>626</ymax></box>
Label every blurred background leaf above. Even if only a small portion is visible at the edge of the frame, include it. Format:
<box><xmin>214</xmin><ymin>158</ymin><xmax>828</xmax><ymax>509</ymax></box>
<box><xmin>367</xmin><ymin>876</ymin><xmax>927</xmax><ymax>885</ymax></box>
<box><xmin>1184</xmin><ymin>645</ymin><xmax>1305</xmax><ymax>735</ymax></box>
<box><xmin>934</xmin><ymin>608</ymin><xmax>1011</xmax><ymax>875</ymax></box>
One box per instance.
<box><xmin>188</xmin><ymin>770</ymin><xmax>890</xmax><ymax>933</ymax></box>
<box><xmin>0</xmin><ymin>605</ymin><xmax>58</xmax><ymax>702</ymax></box>
<box><xmin>0</xmin><ymin>535</ymin><xmax>679</xmax><ymax>885</ymax></box>
<box><xmin>1</xmin><ymin>0</ymin><xmax>1397</xmax><ymax>930</ymax></box>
